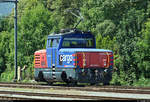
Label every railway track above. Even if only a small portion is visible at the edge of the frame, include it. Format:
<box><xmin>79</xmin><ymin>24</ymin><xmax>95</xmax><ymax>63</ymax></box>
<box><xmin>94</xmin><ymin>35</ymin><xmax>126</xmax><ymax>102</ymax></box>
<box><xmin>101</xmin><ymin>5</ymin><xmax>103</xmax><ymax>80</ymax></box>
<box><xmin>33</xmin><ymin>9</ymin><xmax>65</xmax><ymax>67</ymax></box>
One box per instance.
<box><xmin>0</xmin><ymin>82</ymin><xmax>149</xmax><ymax>100</ymax></box>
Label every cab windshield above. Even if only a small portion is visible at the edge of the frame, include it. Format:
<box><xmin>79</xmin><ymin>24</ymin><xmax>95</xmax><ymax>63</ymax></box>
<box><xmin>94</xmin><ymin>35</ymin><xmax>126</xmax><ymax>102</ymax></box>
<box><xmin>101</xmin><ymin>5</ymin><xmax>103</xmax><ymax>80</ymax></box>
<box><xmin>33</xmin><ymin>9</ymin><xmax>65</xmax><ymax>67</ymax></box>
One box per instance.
<box><xmin>62</xmin><ymin>37</ymin><xmax>94</xmax><ymax>48</ymax></box>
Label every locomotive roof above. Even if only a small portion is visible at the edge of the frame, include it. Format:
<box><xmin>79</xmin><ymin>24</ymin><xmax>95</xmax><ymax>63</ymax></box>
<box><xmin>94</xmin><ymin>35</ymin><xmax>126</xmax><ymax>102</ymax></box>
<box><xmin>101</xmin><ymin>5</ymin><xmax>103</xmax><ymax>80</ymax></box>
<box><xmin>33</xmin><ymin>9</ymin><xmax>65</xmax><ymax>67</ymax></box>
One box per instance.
<box><xmin>48</xmin><ymin>29</ymin><xmax>94</xmax><ymax>39</ymax></box>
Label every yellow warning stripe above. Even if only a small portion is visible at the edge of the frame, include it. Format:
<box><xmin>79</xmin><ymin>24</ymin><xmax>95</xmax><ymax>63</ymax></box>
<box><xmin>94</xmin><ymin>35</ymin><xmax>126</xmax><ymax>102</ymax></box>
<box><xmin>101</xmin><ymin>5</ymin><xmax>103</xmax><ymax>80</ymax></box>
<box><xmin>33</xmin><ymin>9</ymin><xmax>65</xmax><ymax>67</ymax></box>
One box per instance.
<box><xmin>83</xmin><ymin>52</ymin><xmax>86</xmax><ymax>68</ymax></box>
<box><xmin>106</xmin><ymin>52</ymin><xmax>110</xmax><ymax>68</ymax></box>
<box><xmin>33</xmin><ymin>55</ymin><xmax>35</xmax><ymax>65</ymax></box>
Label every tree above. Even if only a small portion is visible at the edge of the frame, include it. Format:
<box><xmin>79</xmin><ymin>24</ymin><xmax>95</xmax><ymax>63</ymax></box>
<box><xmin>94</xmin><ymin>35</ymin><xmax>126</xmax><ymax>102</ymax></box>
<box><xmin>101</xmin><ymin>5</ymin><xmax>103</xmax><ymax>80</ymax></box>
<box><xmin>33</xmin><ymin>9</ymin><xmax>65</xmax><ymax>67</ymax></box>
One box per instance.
<box><xmin>133</xmin><ymin>19</ymin><xmax>150</xmax><ymax>79</ymax></box>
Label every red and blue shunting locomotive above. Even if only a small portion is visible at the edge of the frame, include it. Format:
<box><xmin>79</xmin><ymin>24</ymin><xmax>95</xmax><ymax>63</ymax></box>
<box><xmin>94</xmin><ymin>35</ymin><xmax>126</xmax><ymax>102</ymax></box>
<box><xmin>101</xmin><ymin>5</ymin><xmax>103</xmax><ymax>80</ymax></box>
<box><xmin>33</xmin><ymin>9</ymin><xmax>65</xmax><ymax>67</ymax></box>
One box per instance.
<box><xmin>34</xmin><ymin>29</ymin><xmax>113</xmax><ymax>85</ymax></box>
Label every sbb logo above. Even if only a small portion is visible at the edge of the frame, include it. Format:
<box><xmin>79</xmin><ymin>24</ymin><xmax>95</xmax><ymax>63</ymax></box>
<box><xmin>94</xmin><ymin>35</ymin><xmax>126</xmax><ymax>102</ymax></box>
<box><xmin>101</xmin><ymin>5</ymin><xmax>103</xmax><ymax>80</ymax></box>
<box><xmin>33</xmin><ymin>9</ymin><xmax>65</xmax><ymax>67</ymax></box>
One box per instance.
<box><xmin>60</xmin><ymin>55</ymin><xmax>73</xmax><ymax>64</ymax></box>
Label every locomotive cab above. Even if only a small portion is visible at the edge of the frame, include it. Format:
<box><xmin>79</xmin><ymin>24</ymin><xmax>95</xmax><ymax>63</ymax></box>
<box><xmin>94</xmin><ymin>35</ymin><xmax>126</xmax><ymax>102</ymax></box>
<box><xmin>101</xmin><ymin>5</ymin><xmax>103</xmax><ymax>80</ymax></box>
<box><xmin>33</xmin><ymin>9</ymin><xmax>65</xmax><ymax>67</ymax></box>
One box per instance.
<box><xmin>34</xmin><ymin>29</ymin><xmax>113</xmax><ymax>85</ymax></box>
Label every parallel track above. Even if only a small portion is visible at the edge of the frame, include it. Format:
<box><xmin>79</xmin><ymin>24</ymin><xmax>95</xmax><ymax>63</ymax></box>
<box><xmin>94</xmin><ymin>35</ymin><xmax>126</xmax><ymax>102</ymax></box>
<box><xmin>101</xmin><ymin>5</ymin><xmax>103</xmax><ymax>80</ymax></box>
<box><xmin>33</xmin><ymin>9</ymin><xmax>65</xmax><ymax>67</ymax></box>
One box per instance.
<box><xmin>0</xmin><ymin>82</ymin><xmax>149</xmax><ymax>100</ymax></box>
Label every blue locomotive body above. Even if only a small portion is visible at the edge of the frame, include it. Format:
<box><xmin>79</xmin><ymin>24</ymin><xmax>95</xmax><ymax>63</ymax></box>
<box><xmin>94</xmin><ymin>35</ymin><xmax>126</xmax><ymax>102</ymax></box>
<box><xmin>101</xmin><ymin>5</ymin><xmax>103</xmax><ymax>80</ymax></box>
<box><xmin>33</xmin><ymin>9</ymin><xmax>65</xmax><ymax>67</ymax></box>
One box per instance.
<box><xmin>34</xmin><ymin>30</ymin><xmax>113</xmax><ymax>85</ymax></box>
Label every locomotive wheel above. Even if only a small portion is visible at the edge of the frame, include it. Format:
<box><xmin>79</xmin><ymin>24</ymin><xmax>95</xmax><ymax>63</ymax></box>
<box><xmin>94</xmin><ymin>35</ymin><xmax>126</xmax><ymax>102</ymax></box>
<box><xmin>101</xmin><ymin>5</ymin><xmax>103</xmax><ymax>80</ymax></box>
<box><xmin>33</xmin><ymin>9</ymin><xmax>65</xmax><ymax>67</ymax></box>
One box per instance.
<box><xmin>61</xmin><ymin>71</ymin><xmax>68</xmax><ymax>82</ymax></box>
<box><xmin>38</xmin><ymin>71</ymin><xmax>45</xmax><ymax>81</ymax></box>
<box><xmin>103</xmin><ymin>72</ymin><xmax>112</xmax><ymax>85</ymax></box>
<box><xmin>67</xmin><ymin>77</ymin><xmax>77</xmax><ymax>86</ymax></box>
<box><xmin>103</xmin><ymin>82</ymin><xmax>110</xmax><ymax>85</ymax></box>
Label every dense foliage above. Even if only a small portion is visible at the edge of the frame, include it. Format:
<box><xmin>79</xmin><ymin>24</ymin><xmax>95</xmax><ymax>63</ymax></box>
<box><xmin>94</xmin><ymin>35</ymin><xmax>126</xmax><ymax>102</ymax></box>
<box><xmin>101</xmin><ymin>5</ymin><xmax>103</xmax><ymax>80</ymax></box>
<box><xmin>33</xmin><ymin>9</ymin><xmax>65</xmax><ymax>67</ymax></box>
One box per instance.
<box><xmin>0</xmin><ymin>0</ymin><xmax>150</xmax><ymax>86</ymax></box>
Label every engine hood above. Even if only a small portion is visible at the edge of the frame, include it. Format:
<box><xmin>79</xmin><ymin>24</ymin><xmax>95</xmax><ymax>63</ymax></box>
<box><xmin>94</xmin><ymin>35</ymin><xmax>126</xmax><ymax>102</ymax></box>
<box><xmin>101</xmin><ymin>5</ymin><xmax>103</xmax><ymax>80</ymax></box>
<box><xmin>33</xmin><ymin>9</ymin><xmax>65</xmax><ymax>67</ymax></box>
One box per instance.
<box><xmin>59</xmin><ymin>48</ymin><xmax>112</xmax><ymax>53</ymax></box>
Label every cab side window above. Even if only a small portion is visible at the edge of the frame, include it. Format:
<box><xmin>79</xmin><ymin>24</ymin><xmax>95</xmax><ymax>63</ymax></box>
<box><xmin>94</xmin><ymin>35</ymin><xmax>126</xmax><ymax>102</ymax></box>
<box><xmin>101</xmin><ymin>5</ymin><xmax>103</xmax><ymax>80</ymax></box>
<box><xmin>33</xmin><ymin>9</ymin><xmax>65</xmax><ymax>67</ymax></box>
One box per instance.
<box><xmin>49</xmin><ymin>39</ymin><xmax>60</xmax><ymax>48</ymax></box>
<box><xmin>50</xmin><ymin>39</ymin><xmax>53</xmax><ymax>47</ymax></box>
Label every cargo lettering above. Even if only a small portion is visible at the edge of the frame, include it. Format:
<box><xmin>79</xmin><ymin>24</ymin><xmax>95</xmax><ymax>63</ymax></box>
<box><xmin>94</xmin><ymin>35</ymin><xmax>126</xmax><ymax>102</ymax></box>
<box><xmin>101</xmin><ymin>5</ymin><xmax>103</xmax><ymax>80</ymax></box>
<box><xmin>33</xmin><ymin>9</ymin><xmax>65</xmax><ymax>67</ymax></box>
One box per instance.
<box><xmin>60</xmin><ymin>55</ymin><xmax>73</xmax><ymax>64</ymax></box>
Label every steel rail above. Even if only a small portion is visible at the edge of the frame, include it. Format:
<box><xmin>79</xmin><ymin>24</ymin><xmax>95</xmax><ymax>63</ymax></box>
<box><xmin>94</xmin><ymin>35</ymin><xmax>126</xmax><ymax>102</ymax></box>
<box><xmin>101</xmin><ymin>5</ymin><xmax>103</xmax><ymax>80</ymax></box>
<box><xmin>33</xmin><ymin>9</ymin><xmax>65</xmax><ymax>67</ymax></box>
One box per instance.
<box><xmin>0</xmin><ymin>88</ymin><xmax>139</xmax><ymax>100</ymax></box>
<box><xmin>0</xmin><ymin>82</ymin><xmax>149</xmax><ymax>100</ymax></box>
<box><xmin>0</xmin><ymin>82</ymin><xmax>150</xmax><ymax>94</ymax></box>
